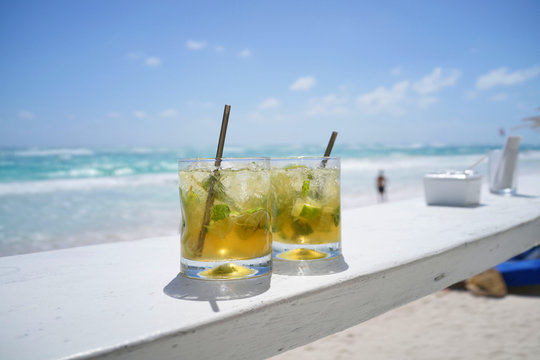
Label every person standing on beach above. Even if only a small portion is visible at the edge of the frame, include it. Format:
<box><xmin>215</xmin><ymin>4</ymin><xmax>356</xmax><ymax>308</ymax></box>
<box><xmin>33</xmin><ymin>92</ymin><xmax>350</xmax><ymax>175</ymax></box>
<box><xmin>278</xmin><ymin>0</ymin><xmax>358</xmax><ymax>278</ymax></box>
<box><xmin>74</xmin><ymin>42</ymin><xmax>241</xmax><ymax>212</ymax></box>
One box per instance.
<box><xmin>376</xmin><ymin>170</ymin><xmax>387</xmax><ymax>202</ymax></box>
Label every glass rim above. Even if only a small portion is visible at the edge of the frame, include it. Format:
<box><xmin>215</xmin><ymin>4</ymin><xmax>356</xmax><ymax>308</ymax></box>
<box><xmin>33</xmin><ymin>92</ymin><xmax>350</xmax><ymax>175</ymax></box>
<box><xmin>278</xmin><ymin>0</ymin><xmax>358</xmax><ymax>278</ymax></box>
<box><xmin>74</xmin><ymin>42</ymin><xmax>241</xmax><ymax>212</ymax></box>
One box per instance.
<box><xmin>178</xmin><ymin>156</ymin><xmax>270</xmax><ymax>163</ymax></box>
<box><xmin>269</xmin><ymin>156</ymin><xmax>340</xmax><ymax>161</ymax></box>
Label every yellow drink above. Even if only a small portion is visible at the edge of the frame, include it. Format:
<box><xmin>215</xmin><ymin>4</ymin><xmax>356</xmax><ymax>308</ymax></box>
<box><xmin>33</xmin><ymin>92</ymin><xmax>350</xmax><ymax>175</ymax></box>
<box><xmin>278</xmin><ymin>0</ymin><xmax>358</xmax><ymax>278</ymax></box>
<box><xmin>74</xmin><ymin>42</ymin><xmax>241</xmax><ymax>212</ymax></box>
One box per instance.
<box><xmin>271</xmin><ymin>158</ymin><xmax>341</xmax><ymax>260</ymax></box>
<box><xmin>178</xmin><ymin>159</ymin><xmax>271</xmax><ymax>279</ymax></box>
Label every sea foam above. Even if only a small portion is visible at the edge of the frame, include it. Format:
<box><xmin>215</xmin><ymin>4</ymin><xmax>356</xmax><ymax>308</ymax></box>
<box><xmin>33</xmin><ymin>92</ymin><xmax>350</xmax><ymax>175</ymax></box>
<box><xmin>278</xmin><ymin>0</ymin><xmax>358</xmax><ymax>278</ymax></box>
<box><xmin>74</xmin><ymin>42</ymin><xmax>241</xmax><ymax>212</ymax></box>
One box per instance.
<box><xmin>13</xmin><ymin>148</ymin><xmax>94</xmax><ymax>157</ymax></box>
<box><xmin>0</xmin><ymin>173</ymin><xmax>177</xmax><ymax>196</ymax></box>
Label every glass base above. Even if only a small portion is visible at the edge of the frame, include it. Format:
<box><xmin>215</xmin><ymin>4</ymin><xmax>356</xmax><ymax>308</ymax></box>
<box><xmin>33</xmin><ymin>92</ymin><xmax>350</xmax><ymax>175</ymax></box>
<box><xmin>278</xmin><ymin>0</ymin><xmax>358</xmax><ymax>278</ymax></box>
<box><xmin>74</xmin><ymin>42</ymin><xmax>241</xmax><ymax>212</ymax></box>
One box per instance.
<box><xmin>181</xmin><ymin>254</ymin><xmax>272</xmax><ymax>280</ymax></box>
<box><xmin>273</xmin><ymin>254</ymin><xmax>348</xmax><ymax>276</ymax></box>
<box><xmin>273</xmin><ymin>241</ymin><xmax>341</xmax><ymax>261</ymax></box>
<box><xmin>490</xmin><ymin>187</ymin><xmax>516</xmax><ymax>196</ymax></box>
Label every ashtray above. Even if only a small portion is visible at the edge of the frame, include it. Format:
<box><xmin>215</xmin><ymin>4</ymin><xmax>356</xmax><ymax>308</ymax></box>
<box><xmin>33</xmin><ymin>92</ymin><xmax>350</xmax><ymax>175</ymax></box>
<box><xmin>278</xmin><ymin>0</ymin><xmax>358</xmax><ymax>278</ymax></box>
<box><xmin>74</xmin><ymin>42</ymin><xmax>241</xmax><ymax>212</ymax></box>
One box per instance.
<box><xmin>423</xmin><ymin>170</ymin><xmax>482</xmax><ymax>207</ymax></box>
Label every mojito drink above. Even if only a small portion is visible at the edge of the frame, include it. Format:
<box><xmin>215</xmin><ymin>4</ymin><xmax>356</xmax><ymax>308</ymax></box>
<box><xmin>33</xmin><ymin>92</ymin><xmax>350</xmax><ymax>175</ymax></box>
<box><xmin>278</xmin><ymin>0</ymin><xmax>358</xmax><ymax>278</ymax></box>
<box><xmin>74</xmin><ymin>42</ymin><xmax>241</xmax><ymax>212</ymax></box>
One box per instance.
<box><xmin>271</xmin><ymin>158</ymin><xmax>341</xmax><ymax>260</ymax></box>
<box><xmin>178</xmin><ymin>159</ymin><xmax>271</xmax><ymax>279</ymax></box>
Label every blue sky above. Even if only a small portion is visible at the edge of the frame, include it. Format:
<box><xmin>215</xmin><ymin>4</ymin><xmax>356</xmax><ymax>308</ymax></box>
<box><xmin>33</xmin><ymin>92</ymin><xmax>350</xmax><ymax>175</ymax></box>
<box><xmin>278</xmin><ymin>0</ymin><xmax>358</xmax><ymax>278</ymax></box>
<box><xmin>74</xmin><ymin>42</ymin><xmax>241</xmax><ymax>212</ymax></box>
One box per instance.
<box><xmin>1</xmin><ymin>0</ymin><xmax>539</xmax><ymax>147</ymax></box>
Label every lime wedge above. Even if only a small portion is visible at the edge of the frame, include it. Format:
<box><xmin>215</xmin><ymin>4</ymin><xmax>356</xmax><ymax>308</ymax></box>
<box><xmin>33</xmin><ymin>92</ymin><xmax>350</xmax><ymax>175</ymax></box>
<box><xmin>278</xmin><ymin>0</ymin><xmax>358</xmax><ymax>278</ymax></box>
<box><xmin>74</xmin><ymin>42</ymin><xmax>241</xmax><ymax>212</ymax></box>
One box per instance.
<box><xmin>278</xmin><ymin>248</ymin><xmax>328</xmax><ymax>260</ymax></box>
<box><xmin>180</xmin><ymin>187</ymin><xmax>199</xmax><ymax>204</ymax></box>
<box><xmin>199</xmin><ymin>263</ymin><xmax>256</xmax><ymax>279</ymax></box>
<box><xmin>299</xmin><ymin>204</ymin><xmax>322</xmax><ymax>220</ymax></box>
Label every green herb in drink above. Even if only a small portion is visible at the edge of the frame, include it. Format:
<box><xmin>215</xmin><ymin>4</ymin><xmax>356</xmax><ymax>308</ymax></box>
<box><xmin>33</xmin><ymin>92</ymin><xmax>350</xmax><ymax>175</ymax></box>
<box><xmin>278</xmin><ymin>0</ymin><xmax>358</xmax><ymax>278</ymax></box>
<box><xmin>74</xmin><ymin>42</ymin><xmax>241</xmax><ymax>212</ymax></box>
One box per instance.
<box><xmin>180</xmin><ymin>186</ymin><xmax>199</xmax><ymax>204</ymax></box>
<box><xmin>291</xmin><ymin>219</ymin><xmax>313</xmax><ymax>236</ymax></box>
<box><xmin>332</xmin><ymin>206</ymin><xmax>340</xmax><ymax>226</ymax></box>
<box><xmin>246</xmin><ymin>207</ymin><xmax>265</xmax><ymax>214</ymax></box>
<box><xmin>270</xmin><ymin>165</ymin><xmax>340</xmax><ymax>246</ymax></box>
<box><xmin>301</xmin><ymin>180</ymin><xmax>310</xmax><ymax>198</ymax></box>
<box><xmin>211</xmin><ymin>204</ymin><xmax>231</xmax><ymax>221</ymax></box>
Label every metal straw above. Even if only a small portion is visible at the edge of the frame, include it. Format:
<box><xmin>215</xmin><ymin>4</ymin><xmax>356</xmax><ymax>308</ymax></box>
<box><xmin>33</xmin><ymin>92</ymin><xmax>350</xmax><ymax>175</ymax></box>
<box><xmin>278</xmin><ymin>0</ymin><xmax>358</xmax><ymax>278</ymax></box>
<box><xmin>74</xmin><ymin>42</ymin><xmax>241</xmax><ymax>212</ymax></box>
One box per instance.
<box><xmin>196</xmin><ymin>105</ymin><xmax>231</xmax><ymax>254</ymax></box>
<box><xmin>321</xmin><ymin>131</ymin><xmax>338</xmax><ymax>167</ymax></box>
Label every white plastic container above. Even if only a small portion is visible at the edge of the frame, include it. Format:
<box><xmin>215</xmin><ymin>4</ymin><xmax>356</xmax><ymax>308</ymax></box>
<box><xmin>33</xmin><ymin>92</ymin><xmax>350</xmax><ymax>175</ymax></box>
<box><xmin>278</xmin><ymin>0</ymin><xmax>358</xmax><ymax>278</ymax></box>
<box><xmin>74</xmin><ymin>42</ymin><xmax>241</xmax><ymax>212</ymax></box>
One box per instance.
<box><xmin>423</xmin><ymin>171</ymin><xmax>482</xmax><ymax>207</ymax></box>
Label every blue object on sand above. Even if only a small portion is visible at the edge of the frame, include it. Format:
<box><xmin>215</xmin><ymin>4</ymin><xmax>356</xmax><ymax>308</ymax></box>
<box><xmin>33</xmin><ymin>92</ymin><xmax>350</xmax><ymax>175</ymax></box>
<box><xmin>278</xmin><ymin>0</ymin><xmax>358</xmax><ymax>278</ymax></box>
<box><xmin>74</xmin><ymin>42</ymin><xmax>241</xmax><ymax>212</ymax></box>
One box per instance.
<box><xmin>496</xmin><ymin>246</ymin><xmax>540</xmax><ymax>287</ymax></box>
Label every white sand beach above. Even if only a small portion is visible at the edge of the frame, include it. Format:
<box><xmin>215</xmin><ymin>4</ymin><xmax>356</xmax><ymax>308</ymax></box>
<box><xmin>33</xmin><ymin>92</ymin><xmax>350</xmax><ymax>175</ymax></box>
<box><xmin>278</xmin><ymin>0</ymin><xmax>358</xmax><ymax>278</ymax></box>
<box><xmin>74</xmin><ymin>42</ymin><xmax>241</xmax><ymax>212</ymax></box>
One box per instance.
<box><xmin>271</xmin><ymin>288</ymin><xmax>540</xmax><ymax>360</ymax></box>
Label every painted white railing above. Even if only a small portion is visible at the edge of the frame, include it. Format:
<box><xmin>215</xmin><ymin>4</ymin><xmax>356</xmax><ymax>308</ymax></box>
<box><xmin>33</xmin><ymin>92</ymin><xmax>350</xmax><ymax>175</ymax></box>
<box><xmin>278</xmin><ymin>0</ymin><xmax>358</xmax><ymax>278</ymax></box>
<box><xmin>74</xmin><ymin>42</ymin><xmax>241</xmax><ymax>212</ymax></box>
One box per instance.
<box><xmin>1</xmin><ymin>174</ymin><xmax>539</xmax><ymax>360</ymax></box>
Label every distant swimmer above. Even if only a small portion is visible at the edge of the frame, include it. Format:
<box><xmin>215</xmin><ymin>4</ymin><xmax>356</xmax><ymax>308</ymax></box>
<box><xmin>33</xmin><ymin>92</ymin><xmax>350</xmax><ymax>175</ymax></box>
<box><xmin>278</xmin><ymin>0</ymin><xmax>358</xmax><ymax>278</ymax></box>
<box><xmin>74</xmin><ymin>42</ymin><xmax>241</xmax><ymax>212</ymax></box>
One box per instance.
<box><xmin>376</xmin><ymin>170</ymin><xmax>387</xmax><ymax>202</ymax></box>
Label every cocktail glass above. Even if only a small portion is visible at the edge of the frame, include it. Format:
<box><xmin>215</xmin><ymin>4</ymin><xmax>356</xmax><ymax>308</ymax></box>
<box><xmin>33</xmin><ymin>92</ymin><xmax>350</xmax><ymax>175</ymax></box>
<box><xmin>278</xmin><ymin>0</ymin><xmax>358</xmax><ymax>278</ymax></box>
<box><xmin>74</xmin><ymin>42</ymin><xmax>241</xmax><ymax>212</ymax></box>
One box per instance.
<box><xmin>270</xmin><ymin>157</ymin><xmax>341</xmax><ymax>261</ymax></box>
<box><xmin>489</xmin><ymin>150</ymin><xmax>518</xmax><ymax>195</ymax></box>
<box><xmin>178</xmin><ymin>158</ymin><xmax>272</xmax><ymax>280</ymax></box>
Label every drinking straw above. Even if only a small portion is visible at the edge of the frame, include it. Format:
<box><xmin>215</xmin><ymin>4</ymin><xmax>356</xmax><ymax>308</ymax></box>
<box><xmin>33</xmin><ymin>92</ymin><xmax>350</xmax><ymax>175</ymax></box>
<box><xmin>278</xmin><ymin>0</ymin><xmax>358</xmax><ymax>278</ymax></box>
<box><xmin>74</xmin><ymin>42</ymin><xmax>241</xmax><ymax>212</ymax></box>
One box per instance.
<box><xmin>321</xmin><ymin>131</ymin><xmax>338</xmax><ymax>167</ymax></box>
<box><xmin>466</xmin><ymin>154</ymin><xmax>487</xmax><ymax>171</ymax></box>
<box><xmin>196</xmin><ymin>105</ymin><xmax>231</xmax><ymax>254</ymax></box>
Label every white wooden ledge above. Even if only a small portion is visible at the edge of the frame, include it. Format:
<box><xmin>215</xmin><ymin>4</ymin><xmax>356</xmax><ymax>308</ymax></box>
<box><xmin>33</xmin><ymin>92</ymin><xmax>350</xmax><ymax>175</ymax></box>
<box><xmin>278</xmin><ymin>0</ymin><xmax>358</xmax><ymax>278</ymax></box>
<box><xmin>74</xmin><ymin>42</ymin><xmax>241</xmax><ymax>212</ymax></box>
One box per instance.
<box><xmin>1</xmin><ymin>174</ymin><xmax>539</xmax><ymax>360</ymax></box>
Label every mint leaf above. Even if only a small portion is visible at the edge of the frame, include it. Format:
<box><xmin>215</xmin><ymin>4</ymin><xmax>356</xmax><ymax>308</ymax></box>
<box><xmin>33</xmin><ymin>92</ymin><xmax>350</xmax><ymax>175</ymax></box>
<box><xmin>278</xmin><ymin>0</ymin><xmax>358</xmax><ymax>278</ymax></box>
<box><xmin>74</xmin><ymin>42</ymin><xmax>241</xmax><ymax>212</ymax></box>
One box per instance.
<box><xmin>201</xmin><ymin>172</ymin><xmax>237</xmax><ymax>210</ymax></box>
<box><xmin>332</xmin><ymin>206</ymin><xmax>340</xmax><ymax>226</ymax></box>
<box><xmin>211</xmin><ymin>204</ymin><xmax>231</xmax><ymax>221</ymax></box>
<box><xmin>301</xmin><ymin>180</ymin><xmax>310</xmax><ymax>198</ymax></box>
<box><xmin>291</xmin><ymin>219</ymin><xmax>313</xmax><ymax>236</ymax></box>
<box><xmin>246</xmin><ymin>207</ymin><xmax>265</xmax><ymax>214</ymax></box>
<box><xmin>201</xmin><ymin>173</ymin><xmax>227</xmax><ymax>201</ymax></box>
<box><xmin>234</xmin><ymin>208</ymin><xmax>268</xmax><ymax>230</ymax></box>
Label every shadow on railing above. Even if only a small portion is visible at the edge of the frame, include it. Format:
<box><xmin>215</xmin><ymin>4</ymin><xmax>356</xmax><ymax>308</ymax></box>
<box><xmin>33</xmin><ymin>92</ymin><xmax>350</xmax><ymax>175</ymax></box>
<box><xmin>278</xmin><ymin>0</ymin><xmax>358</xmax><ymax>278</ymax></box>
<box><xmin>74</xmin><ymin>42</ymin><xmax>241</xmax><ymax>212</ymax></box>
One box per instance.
<box><xmin>163</xmin><ymin>273</ymin><xmax>271</xmax><ymax>311</ymax></box>
<box><xmin>426</xmin><ymin>204</ymin><xmax>487</xmax><ymax>209</ymax></box>
<box><xmin>511</xmin><ymin>193</ymin><xmax>538</xmax><ymax>199</ymax></box>
<box><xmin>272</xmin><ymin>255</ymin><xmax>349</xmax><ymax>276</ymax></box>
<box><xmin>164</xmin><ymin>256</ymin><xmax>349</xmax><ymax>310</ymax></box>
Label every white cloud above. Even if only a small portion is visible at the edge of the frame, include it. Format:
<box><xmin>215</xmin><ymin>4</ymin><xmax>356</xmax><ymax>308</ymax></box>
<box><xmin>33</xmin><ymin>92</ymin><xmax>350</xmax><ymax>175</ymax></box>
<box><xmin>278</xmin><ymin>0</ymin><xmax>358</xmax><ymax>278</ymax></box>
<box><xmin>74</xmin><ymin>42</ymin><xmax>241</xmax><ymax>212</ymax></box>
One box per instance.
<box><xmin>391</xmin><ymin>66</ymin><xmax>403</xmax><ymax>76</ymax></box>
<box><xmin>186</xmin><ymin>40</ymin><xmax>207</xmax><ymax>50</ymax></box>
<box><xmin>107</xmin><ymin>112</ymin><xmax>121</xmax><ymax>119</ymax></box>
<box><xmin>476</xmin><ymin>66</ymin><xmax>540</xmax><ymax>90</ymax></box>
<box><xmin>144</xmin><ymin>57</ymin><xmax>161</xmax><ymax>67</ymax></box>
<box><xmin>289</xmin><ymin>75</ymin><xmax>316</xmax><ymax>91</ymax></box>
<box><xmin>18</xmin><ymin>110</ymin><xmax>34</xmax><ymax>119</ymax></box>
<box><xmin>413</xmin><ymin>67</ymin><xmax>461</xmax><ymax>94</ymax></box>
<box><xmin>133</xmin><ymin>111</ymin><xmax>147</xmax><ymax>118</ymax></box>
<box><xmin>259</xmin><ymin>97</ymin><xmax>280</xmax><ymax>110</ymax></box>
<box><xmin>238</xmin><ymin>49</ymin><xmax>251</xmax><ymax>57</ymax></box>
<box><xmin>126</xmin><ymin>52</ymin><xmax>161</xmax><ymax>68</ymax></box>
<box><xmin>346</xmin><ymin>67</ymin><xmax>462</xmax><ymax>115</ymax></box>
<box><xmin>356</xmin><ymin>81</ymin><xmax>409</xmax><ymax>116</ymax></box>
<box><xmin>307</xmin><ymin>94</ymin><xmax>349</xmax><ymax>116</ymax></box>
<box><xmin>160</xmin><ymin>109</ymin><xmax>178</xmax><ymax>118</ymax></box>
<box><xmin>246</xmin><ymin>111</ymin><xmax>287</xmax><ymax>125</ymax></box>
<box><xmin>490</xmin><ymin>93</ymin><xmax>508</xmax><ymax>102</ymax></box>
<box><xmin>215</xmin><ymin>45</ymin><xmax>225</xmax><ymax>53</ymax></box>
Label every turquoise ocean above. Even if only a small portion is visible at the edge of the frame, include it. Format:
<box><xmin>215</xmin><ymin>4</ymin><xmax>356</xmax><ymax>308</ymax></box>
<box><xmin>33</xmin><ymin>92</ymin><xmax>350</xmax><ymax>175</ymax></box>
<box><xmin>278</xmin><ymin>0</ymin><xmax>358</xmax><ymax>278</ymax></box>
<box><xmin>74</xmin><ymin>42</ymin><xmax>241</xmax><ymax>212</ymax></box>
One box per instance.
<box><xmin>1</xmin><ymin>143</ymin><xmax>539</xmax><ymax>256</ymax></box>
